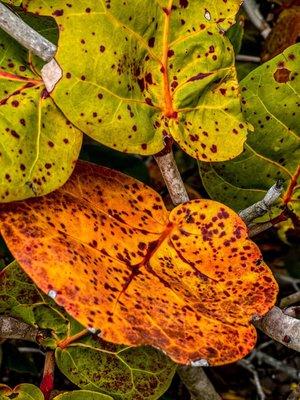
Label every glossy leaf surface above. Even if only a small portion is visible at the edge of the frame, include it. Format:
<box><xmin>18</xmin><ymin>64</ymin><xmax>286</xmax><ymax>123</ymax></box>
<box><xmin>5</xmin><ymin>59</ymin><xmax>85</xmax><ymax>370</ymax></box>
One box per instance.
<box><xmin>199</xmin><ymin>44</ymin><xmax>300</xmax><ymax>212</ymax></box>
<box><xmin>0</xmin><ymin>29</ymin><xmax>82</xmax><ymax>202</ymax></box>
<box><xmin>0</xmin><ymin>262</ymin><xmax>176</xmax><ymax>400</ymax></box>
<box><xmin>23</xmin><ymin>0</ymin><xmax>249</xmax><ymax>161</ymax></box>
<box><xmin>0</xmin><ymin>161</ymin><xmax>278</xmax><ymax>365</ymax></box>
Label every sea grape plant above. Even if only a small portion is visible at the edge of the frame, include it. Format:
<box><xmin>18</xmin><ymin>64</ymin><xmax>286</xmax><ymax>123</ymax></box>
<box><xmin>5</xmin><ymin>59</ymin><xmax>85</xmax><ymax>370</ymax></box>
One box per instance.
<box><xmin>0</xmin><ymin>0</ymin><xmax>298</xmax><ymax>399</ymax></box>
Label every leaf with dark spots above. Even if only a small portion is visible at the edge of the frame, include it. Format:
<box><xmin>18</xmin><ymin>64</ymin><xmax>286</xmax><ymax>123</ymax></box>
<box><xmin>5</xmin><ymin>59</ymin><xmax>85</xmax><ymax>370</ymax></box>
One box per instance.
<box><xmin>0</xmin><ymin>384</ymin><xmax>44</xmax><ymax>400</ymax></box>
<box><xmin>0</xmin><ymin>161</ymin><xmax>278</xmax><ymax>365</ymax></box>
<box><xmin>262</xmin><ymin>6</ymin><xmax>300</xmax><ymax>62</ymax></box>
<box><xmin>0</xmin><ymin>262</ymin><xmax>176</xmax><ymax>400</ymax></box>
<box><xmin>199</xmin><ymin>44</ymin><xmax>300</xmax><ymax>220</ymax></box>
<box><xmin>0</xmin><ymin>29</ymin><xmax>82</xmax><ymax>202</ymax></box>
<box><xmin>53</xmin><ymin>391</ymin><xmax>113</xmax><ymax>400</ymax></box>
<box><xmin>23</xmin><ymin>0</ymin><xmax>249</xmax><ymax>161</ymax></box>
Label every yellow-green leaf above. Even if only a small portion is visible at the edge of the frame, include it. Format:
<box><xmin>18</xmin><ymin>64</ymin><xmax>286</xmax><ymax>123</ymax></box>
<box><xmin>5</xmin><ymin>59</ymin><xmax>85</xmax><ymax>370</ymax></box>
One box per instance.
<box><xmin>199</xmin><ymin>44</ymin><xmax>300</xmax><ymax>213</ymax></box>
<box><xmin>0</xmin><ymin>29</ymin><xmax>82</xmax><ymax>202</ymax></box>
<box><xmin>23</xmin><ymin>0</ymin><xmax>249</xmax><ymax>161</ymax></box>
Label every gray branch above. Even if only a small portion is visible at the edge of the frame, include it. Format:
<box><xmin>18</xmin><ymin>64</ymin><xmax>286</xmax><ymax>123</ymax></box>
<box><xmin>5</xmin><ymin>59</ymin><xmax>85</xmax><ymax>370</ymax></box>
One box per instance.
<box><xmin>155</xmin><ymin>151</ymin><xmax>189</xmax><ymax>205</ymax></box>
<box><xmin>243</xmin><ymin>0</ymin><xmax>271</xmax><ymax>38</ymax></box>
<box><xmin>254</xmin><ymin>307</ymin><xmax>300</xmax><ymax>353</ymax></box>
<box><xmin>239</xmin><ymin>181</ymin><xmax>283</xmax><ymax>224</ymax></box>
<box><xmin>0</xmin><ymin>316</ymin><xmax>49</xmax><ymax>343</ymax></box>
<box><xmin>0</xmin><ymin>3</ymin><xmax>56</xmax><ymax>61</ymax></box>
<box><xmin>178</xmin><ymin>366</ymin><xmax>221</xmax><ymax>400</ymax></box>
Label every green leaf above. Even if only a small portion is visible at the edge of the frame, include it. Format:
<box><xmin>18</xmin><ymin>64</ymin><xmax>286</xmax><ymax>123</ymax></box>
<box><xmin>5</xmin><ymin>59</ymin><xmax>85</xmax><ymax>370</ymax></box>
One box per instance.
<box><xmin>23</xmin><ymin>0</ymin><xmax>249</xmax><ymax>161</ymax></box>
<box><xmin>56</xmin><ymin>337</ymin><xmax>176</xmax><ymax>400</ymax></box>
<box><xmin>0</xmin><ymin>29</ymin><xmax>82</xmax><ymax>202</ymax></box>
<box><xmin>0</xmin><ymin>384</ymin><xmax>44</xmax><ymax>400</ymax></box>
<box><xmin>227</xmin><ymin>17</ymin><xmax>244</xmax><ymax>54</ymax></box>
<box><xmin>53</xmin><ymin>391</ymin><xmax>114</xmax><ymax>400</ymax></box>
<box><xmin>0</xmin><ymin>262</ymin><xmax>176</xmax><ymax>399</ymax></box>
<box><xmin>1</xmin><ymin>1</ymin><xmax>22</xmax><ymax>6</ymax></box>
<box><xmin>199</xmin><ymin>44</ymin><xmax>300</xmax><ymax>212</ymax></box>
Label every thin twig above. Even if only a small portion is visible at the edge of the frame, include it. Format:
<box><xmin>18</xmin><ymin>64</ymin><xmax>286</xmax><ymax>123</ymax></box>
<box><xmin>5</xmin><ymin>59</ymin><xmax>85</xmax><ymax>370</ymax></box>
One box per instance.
<box><xmin>236</xmin><ymin>54</ymin><xmax>261</xmax><ymax>63</ymax></box>
<box><xmin>255</xmin><ymin>351</ymin><xmax>300</xmax><ymax>380</ymax></box>
<box><xmin>239</xmin><ymin>181</ymin><xmax>283</xmax><ymax>224</ymax></box>
<box><xmin>155</xmin><ymin>151</ymin><xmax>189</xmax><ymax>205</ymax></box>
<box><xmin>0</xmin><ymin>3</ymin><xmax>56</xmax><ymax>61</ymax></box>
<box><xmin>177</xmin><ymin>366</ymin><xmax>221</xmax><ymax>400</ymax></box>
<box><xmin>280</xmin><ymin>292</ymin><xmax>300</xmax><ymax>308</ymax></box>
<box><xmin>238</xmin><ymin>359</ymin><xmax>266</xmax><ymax>400</ymax></box>
<box><xmin>243</xmin><ymin>0</ymin><xmax>271</xmax><ymax>38</ymax></box>
<box><xmin>0</xmin><ymin>316</ymin><xmax>49</xmax><ymax>343</ymax></box>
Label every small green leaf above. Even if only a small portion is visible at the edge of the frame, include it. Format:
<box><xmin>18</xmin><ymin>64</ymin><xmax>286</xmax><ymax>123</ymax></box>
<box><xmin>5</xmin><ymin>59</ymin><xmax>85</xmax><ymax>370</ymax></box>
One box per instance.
<box><xmin>0</xmin><ymin>29</ymin><xmax>82</xmax><ymax>202</ymax></box>
<box><xmin>227</xmin><ymin>17</ymin><xmax>244</xmax><ymax>54</ymax></box>
<box><xmin>53</xmin><ymin>391</ymin><xmax>114</xmax><ymax>400</ymax></box>
<box><xmin>199</xmin><ymin>44</ymin><xmax>300</xmax><ymax>212</ymax></box>
<box><xmin>56</xmin><ymin>337</ymin><xmax>176</xmax><ymax>400</ymax></box>
<box><xmin>0</xmin><ymin>384</ymin><xmax>44</xmax><ymax>400</ymax></box>
<box><xmin>24</xmin><ymin>0</ymin><xmax>249</xmax><ymax>161</ymax></box>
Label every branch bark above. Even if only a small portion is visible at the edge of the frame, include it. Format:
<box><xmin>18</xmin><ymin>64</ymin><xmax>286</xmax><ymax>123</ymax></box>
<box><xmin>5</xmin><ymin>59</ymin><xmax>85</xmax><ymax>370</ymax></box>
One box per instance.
<box><xmin>254</xmin><ymin>307</ymin><xmax>300</xmax><ymax>353</ymax></box>
<box><xmin>243</xmin><ymin>0</ymin><xmax>271</xmax><ymax>38</ymax></box>
<box><xmin>0</xmin><ymin>3</ymin><xmax>56</xmax><ymax>61</ymax></box>
<box><xmin>177</xmin><ymin>366</ymin><xmax>221</xmax><ymax>400</ymax></box>
<box><xmin>0</xmin><ymin>316</ymin><xmax>49</xmax><ymax>342</ymax></box>
<box><xmin>155</xmin><ymin>151</ymin><xmax>189</xmax><ymax>205</ymax></box>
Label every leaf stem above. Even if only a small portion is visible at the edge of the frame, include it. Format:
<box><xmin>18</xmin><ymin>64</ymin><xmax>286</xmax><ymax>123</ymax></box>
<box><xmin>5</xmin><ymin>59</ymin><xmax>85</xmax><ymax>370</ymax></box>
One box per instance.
<box><xmin>0</xmin><ymin>3</ymin><xmax>56</xmax><ymax>61</ymax></box>
<box><xmin>154</xmin><ymin>150</ymin><xmax>189</xmax><ymax>205</ymax></box>
<box><xmin>57</xmin><ymin>328</ymin><xmax>90</xmax><ymax>349</ymax></box>
<box><xmin>283</xmin><ymin>165</ymin><xmax>300</xmax><ymax>204</ymax></box>
<box><xmin>40</xmin><ymin>351</ymin><xmax>55</xmax><ymax>400</ymax></box>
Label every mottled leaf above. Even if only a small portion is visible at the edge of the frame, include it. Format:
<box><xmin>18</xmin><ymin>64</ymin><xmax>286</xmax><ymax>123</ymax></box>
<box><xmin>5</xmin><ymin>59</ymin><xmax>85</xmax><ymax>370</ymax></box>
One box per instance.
<box><xmin>0</xmin><ymin>29</ymin><xmax>82</xmax><ymax>202</ymax></box>
<box><xmin>0</xmin><ymin>384</ymin><xmax>43</xmax><ymax>400</ymax></box>
<box><xmin>53</xmin><ymin>391</ymin><xmax>113</xmax><ymax>400</ymax></box>
<box><xmin>262</xmin><ymin>7</ymin><xmax>300</xmax><ymax>62</ymax></box>
<box><xmin>56</xmin><ymin>337</ymin><xmax>176</xmax><ymax>400</ymax></box>
<box><xmin>1</xmin><ymin>1</ymin><xmax>22</xmax><ymax>5</ymax></box>
<box><xmin>22</xmin><ymin>0</ymin><xmax>249</xmax><ymax>161</ymax></box>
<box><xmin>0</xmin><ymin>161</ymin><xmax>278</xmax><ymax>365</ymax></box>
<box><xmin>0</xmin><ymin>262</ymin><xmax>176</xmax><ymax>400</ymax></box>
<box><xmin>199</xmin><ymin>44</ymin><xmax>300</xmax><ymax>213</ymax></box>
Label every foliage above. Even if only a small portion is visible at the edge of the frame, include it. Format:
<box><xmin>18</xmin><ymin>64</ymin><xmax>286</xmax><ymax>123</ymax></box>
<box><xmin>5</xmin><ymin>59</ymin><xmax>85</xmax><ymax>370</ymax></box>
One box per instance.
<box><xmin>22</xmin><ymin>0</ymin><xmax>250</xmax><ymax>161</ymax></box>
<box><xmin>0</xmin><ymin>28</ymin><xmax>82</xmax><ymax>202</ymax></box>
<box><xmin>0</xmin><ymin>161</ymin><xmax>278</xmax><ymax>366</ymax></box>
<box><xmin>199</xmin><ymin>44</ymin><xmax>300</xmax><ymax>213</ymax></box>
<box><xmin>0</xmin><ymin>0</ymin><xmax>299</xmax><ymax>399</ymax></box>
<box><xmin>0</xmin><ymin>262</ymin><xmax>176</xmax><ymax>399</ymax></box>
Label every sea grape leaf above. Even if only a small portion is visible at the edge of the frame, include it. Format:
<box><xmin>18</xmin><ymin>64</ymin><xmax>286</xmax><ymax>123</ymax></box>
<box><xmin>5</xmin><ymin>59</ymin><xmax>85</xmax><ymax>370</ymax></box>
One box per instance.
<box><xmin>0</xmin><ymin>161</ymin><xmax>278</xmax><ymax>365</ymax></box>
<box><xmin>0</xmin><ymin>262</ymin><xmax>176</xmax><ymax>400</ymax></box>
<box><xmin>1</xmin><ymin>1</ymin><xmax>22</xmax><ymax>5</ymax></box>
<box><xmin>262</xmin><ymin>7</ymin><xmax>300</xmax><ymax>62</ymax></box>
<box><xmin>0</xmin><ymin>384</ymin><xmax>43</xmax><ymax>400</ymax></box>
<box><xmin>22</xmin><ymin>0</ymin><xmax>249</xmax><ymax>161</ymax></box>
<box><xmin>199</xmin><ymin>44</ymin><xmax>300</xmax><ymax>212</ymax></box>
<box><xmin>56</xmin><ymin>337</ymin><xmax>176</xmax><ymax>400</ymax></box>
<box><xmin>0</xmin><ymin>28</ymin><xmax>82</xmax><ymax>202</ymax></box>
<box><xmin>226</xmin><ymin>16</ymin><xmax>244</xmax><ymax>54</ymax></box>
<box><xmin>53</xmin><ymin>391</ymin><xmax>113</xmax><ymax>400</ymax></box>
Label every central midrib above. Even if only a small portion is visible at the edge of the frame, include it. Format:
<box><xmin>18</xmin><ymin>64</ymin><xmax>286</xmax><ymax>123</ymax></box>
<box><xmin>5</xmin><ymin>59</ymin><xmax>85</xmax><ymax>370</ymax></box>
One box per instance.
<box><xmin>161</xmin><ymin>0</ymin><xmax>177</xmax><ymax>119</ymax></box>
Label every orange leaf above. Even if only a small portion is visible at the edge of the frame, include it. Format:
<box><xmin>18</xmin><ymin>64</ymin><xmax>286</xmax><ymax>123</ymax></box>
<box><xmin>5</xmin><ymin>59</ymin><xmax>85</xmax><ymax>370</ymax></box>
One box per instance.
<box><xmin>0</xmin><ymin>161</ymin><xmax>278</xmax><ymax>365</ymax></box>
